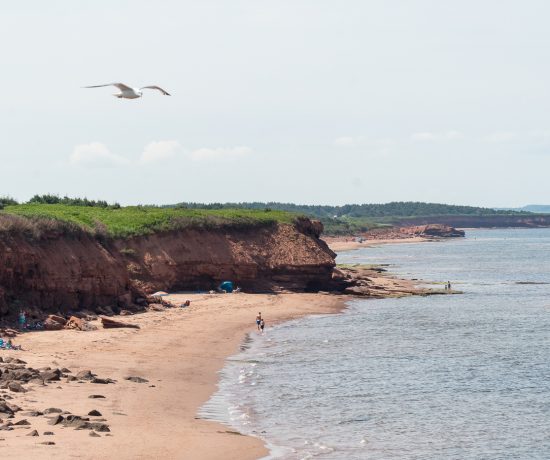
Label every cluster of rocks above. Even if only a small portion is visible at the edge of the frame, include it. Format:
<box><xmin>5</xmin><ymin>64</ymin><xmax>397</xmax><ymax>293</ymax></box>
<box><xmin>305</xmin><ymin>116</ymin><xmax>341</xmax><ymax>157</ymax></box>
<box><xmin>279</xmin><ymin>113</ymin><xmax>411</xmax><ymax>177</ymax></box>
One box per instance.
<box><xmin>0</xmin><ymin>406</ymin><xmax>110</xmax><ymax>440</ymax></box>
<box><xmin>0</xmin><ymin>358</ymin><xmax>116</xmax><ymax>393</ymax></box>
<box><xmin>0</xmin><ymin>359</ymin><xmax>117</xmax><ymax>441</ymax></box>
<box><xmin>331</xmin><ymin>265</ymin><xmax>421</xmax><ymax>298</ymax></box>
<box><xmin>44</xmin><ymin>314</ymin><xmax>97</xmax><ymax>331</ymax></box>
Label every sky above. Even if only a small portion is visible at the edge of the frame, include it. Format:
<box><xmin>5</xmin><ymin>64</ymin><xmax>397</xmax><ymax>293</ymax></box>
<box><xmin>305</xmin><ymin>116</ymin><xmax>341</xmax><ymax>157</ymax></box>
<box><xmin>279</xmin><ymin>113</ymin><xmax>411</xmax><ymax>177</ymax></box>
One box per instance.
<box><xmin>1</xmin><ymin>0</ymin><xmax>550</xmax><ymax>207</ymax></box>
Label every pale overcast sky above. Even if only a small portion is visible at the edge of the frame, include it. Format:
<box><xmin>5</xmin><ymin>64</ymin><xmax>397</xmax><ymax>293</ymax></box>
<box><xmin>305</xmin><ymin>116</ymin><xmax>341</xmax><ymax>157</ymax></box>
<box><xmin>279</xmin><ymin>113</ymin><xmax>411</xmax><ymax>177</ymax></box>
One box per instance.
<box><xmin>1</xmin><ymin>1</ymin><xmax>549</xmax><ymax>207</ymax></box>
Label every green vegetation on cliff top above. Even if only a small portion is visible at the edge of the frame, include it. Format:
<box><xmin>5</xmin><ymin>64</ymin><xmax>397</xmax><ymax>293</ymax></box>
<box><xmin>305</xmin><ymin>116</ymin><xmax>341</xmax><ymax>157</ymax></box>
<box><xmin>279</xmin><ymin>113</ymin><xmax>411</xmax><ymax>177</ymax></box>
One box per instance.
<box><xmin>0</xmin><ymin>204</ymin><xmax>297</xmax><ymax>239</ymax></box>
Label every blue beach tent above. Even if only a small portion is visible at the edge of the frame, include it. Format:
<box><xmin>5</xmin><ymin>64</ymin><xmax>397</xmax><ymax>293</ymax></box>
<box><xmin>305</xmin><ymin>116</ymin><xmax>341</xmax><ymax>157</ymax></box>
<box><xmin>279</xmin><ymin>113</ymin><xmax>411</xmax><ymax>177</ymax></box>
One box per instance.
<box><xmin>219</xmin><ymin>281</ymin><xmax>234</xmax><ymax>293</ymax></box>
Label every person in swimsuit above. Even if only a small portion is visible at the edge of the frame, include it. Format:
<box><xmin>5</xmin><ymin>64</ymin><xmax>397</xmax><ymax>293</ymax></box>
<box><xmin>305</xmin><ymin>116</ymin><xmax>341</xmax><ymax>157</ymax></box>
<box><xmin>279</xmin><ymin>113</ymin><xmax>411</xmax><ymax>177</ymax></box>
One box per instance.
<box><xmin>256</xmin><ymin>312</ymin><xmax>262</xmax><ymax>330</ymax></box>
<box><xmin>260</xmin><ymin>319</ymin><xmax>265</xmax><ymax>333</ymax></box>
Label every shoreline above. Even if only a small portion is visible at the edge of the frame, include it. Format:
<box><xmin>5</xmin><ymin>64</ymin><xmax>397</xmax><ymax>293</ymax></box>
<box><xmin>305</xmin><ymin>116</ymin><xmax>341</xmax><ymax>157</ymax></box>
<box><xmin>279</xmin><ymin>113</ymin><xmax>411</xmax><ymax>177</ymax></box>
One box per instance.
<box><xmin>0</xmin><ymin>292</ymin><xmax>347</xmax><ymax>460</ymax></box>
<box><xmin>0</xmin><ymin>238</ymin><xmax>450</xmax><ymax>459</ymax></box>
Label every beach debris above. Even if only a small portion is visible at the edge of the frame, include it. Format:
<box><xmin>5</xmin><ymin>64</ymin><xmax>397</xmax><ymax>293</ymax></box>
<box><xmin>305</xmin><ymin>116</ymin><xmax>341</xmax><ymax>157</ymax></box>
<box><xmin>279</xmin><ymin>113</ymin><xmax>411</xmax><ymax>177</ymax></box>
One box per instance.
<box><xmin>88</xmin><ymin>410</ymin><xmax>102</xmax><ymax>416</ymax></box>
<box><xmin>125</xmin><ymin>376</ymin><xmax>148</xmax><ymax>384</ymax></box>
<box><xmin>100</xmin><ymin>317</ymin><xmax>139</xmax><ymax>329</ymax></box>
<box><xmin>27</xmin><ymin>429</ymin><xmax>39</xmax><ymax>436</ymax></box>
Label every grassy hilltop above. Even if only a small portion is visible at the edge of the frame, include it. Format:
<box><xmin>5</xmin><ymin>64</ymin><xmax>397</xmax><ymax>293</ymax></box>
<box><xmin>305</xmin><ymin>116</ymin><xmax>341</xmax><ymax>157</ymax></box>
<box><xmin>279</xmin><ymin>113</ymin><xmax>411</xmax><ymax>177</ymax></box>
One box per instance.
<box><xmin>0</xmin><ymin>197</ymin><xmax>296</xmax><ymax>239</ymax></box>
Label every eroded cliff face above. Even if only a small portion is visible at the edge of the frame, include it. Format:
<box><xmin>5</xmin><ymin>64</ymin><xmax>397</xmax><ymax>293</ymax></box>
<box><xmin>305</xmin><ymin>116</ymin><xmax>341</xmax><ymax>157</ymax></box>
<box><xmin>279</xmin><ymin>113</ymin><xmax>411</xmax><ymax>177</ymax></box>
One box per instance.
<box><xmin>0</xmin><ymin>220</ymin><xmax>335</xmax><ymax>315</ymax></box>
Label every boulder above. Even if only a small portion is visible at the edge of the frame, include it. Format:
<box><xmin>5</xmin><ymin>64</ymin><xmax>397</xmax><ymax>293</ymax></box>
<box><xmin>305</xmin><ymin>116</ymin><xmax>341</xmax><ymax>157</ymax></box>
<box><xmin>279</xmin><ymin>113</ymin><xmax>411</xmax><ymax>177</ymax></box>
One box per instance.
<box><xmin>8</xmin><ymin>382</ymin><xmax>26</xmax><ymax>393</ymax></box>
<box><xmin>43</xmin><ymin>408</ymin><xmax>62</xmax><ymax>414</ymax></box>
<box><xmin>43</xmin><ymin>314</ymin><xmax>66</xmax><ymax>331</ymax></box>
<box><xmin>76</xmin><ymin>370</ymin><xmax>94</xmax><ymax>380</ymax></box>
<box><xmin>47</xmin><ymin>415</ymin><xmax>64</xmax><ymax>426</ymax></box>
<box><xmin>100</xmin><ymin>317</ymin><xmax>139</xmax><ymax>329</ymax></box>
<box><xmin>27</xmin><ymin>429</ymin><xmax>39</xmax><ymax>436</ymax></box>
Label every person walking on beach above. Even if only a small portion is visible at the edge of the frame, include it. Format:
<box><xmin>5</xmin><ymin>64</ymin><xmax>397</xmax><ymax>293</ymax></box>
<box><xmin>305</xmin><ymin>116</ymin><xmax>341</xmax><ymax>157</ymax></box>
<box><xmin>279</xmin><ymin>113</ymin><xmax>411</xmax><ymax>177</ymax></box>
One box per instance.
<box><xmin>260</xmin><ymin>318</ymin><xmax>265</xmax><ymax>333</ymax></box>
<box><xmin>256</xmin><ymin>312</ymin><xmax>262</xmax><ymax>330</ymax></box>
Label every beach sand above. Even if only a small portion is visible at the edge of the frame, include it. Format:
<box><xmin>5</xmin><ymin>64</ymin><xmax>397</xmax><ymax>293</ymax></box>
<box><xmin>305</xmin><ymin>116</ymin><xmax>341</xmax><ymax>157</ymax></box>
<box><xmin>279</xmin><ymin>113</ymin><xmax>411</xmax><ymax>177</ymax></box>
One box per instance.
<box><xmin>0</xmin><ymin>292</ymin><xmax>346</xmax><ymax>460</ymax></box>
<box><xmin>324</xmin><ymin>235</ymin><xmax>429</xmax><ymax>252</ymax></box>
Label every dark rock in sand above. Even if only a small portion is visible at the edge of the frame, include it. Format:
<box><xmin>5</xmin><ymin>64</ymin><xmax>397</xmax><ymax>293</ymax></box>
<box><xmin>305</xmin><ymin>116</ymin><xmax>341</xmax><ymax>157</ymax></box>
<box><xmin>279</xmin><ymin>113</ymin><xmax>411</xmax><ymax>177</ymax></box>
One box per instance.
<box><xmin>76</xmin><ymin>370</ymin><xmax>94</xmax><ymax>380</ymax></box>
<box><xmin>8</xmin><ymin>382</ymin><xmax>26</xmax><ymax>393</ymax></box>
<box><xmin>0</xmin><ymin>424</ymin><xmax>13</xmax><ymax>431</ymax></box>
<box><xmin>0</xmin><ymin>403</ymin><xmax>14</xmax><ymax>415</ymax></box>
<box><xmin>125</xmin><ymin>376</ymin><xmax>148</xmax><ymax>383</ymax></box>
<box><xmin>43</xmin><ymin>431</ymin><xmax>54</xmax><ymax>435</ymax></box>
<box><xmin>91</xmin><ymin>377</ymin><xmax>114</xmax><ymax>384</ymax></box>
<box><xmin>100</xmin><ymin>317</ymin><xmax>140</xmax><ymax>329</ymax></box>
<box><xmin>89</xmin><ymin>431</ymin><xmax>101</xmax><ymax>437</ymax></box>
<box><xmin>44</xmin><ymin>408</ymin><xmax>62</xmax><ymax>414</ymax></box>
<box><xmin>26</xmin><ymin>411</ymin><xmax>44</xmax><ymax>417</ymax></box>
<box><xmin>13</xmin><ymin>419</ymin><xmax>30</xmax><ymax>425</ymax></box>
<box><xmin>27</xmin><ymin>430</ymin><xmax>39</xmax><ymax>436</ymax></box>
<box><xmin>40</xmin><ymin>370</ymin><xmax>61</xmax><ymax>382</ymax></box>
<box><xmin>88</xmin><ymin>410</ymin><xmax>102</xmax><ymax>416</ymax></box>
<box><xmin>66</xmin><ymin>376</ymin><xmax>77</xmax><ymax>382</ymax></box>
<box><xmin>91</xmin><ymin>423</ymin><xmax>110</xmax><ymax>432</ymax></box>
<box><xmin>40</xmin><ymin>441</ymin><xmax>55</xmax><ymax>445</ymax></box>
<box><xmin>88</xmin><ymin>394</ymin><xmax>106</xmax><ymax>399</ymax></box>
<box><xmin>62</xmin><ymin>415</ymin><xmax>92</xmax><ymax>430</ymax></box>
<box><xmin>48</xmin><ymin>415</ymin><xmax>64</xmax><ymax>425</ymax></box>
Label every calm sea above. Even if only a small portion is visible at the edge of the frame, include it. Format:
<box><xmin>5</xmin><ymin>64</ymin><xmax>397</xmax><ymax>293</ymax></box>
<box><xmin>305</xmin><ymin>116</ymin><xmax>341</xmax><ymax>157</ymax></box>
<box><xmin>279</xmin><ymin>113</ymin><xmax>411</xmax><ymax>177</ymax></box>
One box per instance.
<box><xmin>201</xmin><ymin>229</ymin><xmax>550</xmax><ymax>459</ymax></box>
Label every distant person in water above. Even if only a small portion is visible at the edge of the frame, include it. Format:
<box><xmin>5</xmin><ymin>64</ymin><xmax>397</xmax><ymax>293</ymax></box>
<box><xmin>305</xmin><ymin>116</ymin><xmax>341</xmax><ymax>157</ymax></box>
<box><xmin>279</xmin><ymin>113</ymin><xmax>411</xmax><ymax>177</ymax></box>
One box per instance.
<box><xmin>256</xmin><ymin>312</ymin><xmax>262</xmax><ymax>330</ymax></box>
<box><xmin>260</xmin><ymin>319</ymin><xmax>265</xmax><ymax>333</ymax></box>
<box><xmin>447</xmin><ymin>281</ymin><xmax>451</xmax><ymax>290</ymax></box>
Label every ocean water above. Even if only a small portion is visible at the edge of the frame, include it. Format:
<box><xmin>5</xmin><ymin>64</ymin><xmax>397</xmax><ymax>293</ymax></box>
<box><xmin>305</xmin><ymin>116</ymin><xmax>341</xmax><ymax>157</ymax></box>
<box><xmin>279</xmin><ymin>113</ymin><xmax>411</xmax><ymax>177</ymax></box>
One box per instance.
<box><xmin>201</xmin><ymin>229</ymin><xmax>550</xmax><ymax>459</ymax></box>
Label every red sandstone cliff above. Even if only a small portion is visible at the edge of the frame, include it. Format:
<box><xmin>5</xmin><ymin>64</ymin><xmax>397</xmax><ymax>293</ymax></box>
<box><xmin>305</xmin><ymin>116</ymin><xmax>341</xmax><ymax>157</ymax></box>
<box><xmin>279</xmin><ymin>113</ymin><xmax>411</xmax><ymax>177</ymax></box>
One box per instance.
<box><xmin>0</xmin><ymin>219</ymin><xmax>335</xmax><ymax>316</ymax></box>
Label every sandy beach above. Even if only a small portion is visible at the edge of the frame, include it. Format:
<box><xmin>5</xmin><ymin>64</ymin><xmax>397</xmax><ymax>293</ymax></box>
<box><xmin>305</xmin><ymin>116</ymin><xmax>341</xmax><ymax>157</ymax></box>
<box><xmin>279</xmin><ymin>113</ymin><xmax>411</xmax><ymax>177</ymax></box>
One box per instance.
<box><xmin>324</xmin><ymin>235</ymin><xmax>429</xmax><ymax>252</ymax></box>
<box><xmin>0</xmin><ymin>292</ymin><xmax>346</xmax><ymax>459</ymax></box>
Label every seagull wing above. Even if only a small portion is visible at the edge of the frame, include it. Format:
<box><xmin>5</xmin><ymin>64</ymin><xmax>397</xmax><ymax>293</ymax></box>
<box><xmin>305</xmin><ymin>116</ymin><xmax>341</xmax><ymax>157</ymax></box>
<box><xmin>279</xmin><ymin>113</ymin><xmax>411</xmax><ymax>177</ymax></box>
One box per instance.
<box><xmin>83</xmin><ymin>83</ymin><xmax>133</xmax><ymax>91</ymax></box>
<box><xmin>140</xmin><ymin>85</ymin><xmax>171</xmax><ymax>96</ymax></box>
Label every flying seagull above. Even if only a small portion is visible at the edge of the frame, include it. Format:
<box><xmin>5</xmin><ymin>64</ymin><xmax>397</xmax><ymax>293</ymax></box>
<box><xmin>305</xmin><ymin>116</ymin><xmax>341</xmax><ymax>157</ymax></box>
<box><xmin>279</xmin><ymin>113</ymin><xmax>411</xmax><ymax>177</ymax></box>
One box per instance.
<box><xmin>84</xmin><ymin>83</ymin><xmax>171</xmax><ymax>99</ymax></box>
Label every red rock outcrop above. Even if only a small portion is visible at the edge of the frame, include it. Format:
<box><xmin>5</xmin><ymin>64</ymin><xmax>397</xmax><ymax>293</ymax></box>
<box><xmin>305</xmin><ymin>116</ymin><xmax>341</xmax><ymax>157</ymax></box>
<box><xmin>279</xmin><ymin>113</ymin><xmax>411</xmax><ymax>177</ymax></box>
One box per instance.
<box><xmin>0</xmin><ymin>220</ymin><xmax>336</xmax><ymax>316</ymax></box>
<box><xmin>400</xmin><ymin>224</ymin><xmax>465</xmax><ymax>238</ymax></box>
